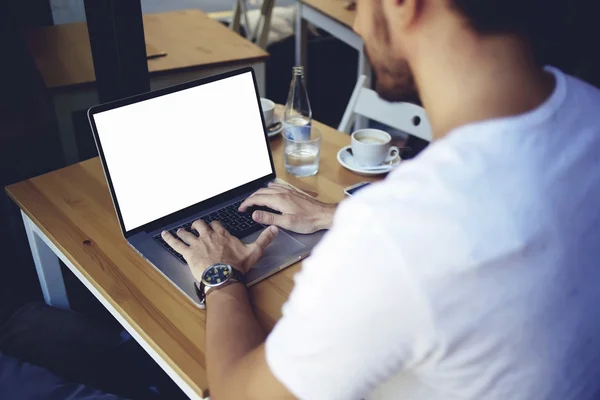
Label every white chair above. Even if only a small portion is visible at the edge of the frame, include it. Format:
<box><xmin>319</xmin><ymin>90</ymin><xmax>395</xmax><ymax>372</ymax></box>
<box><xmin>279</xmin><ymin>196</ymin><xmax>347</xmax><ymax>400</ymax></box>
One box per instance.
<box><xmin>230</xmin><ymin>0</ymin><xmax>250</xmax><ymax>34</ymax></box>
<box><xmin>338</xmin><ymin>75</ymin><xmax>433</xmax><ymax>142</ymax></box>
<box><xmin>231</xmin><ymin>0</ymin><xmax>276</xmax><ymax>49</ymax></box>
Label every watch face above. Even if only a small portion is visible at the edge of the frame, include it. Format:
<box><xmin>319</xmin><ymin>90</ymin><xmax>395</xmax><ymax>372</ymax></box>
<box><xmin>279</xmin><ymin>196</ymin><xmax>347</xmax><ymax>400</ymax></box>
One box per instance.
<box><xmin>203</xmin><ymin>264</ymin><xmax>232</xmax><ymax>286</ymax></box>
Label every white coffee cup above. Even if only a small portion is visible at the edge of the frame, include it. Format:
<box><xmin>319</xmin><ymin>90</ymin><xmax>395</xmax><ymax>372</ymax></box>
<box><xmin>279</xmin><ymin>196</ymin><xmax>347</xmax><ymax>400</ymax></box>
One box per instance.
<box><xmin>260</xmin><ymin>98</ymin><xmax>275</xmax><ymax>127</ymax></box>
<box><xmin>351</xmin><ymin>129</ymin><xmax>399</xmax><ymax>167</ymax></box>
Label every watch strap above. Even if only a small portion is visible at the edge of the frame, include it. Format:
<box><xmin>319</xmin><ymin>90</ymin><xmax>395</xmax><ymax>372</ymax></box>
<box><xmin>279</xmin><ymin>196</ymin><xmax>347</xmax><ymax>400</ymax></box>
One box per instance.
<box><xmin>194</xmin><ymin>281</ymin><xmax>206</xmax><ymax>308</ymax></box>
<box><xmin>229</xmin><ymin>267</ymin><xmax>246</xmax><ymax>285</ymax></box>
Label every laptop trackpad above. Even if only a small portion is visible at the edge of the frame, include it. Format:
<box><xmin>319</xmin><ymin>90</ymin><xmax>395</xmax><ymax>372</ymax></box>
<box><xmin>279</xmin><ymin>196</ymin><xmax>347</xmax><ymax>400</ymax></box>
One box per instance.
<box><xmin>243</xmin><ymin>229</ymin><xmax>306</xmax><ymax>283</ymax></box>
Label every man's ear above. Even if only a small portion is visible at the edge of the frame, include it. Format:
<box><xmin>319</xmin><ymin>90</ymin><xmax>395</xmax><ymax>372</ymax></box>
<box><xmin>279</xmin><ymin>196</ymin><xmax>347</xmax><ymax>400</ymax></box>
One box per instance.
<box><xmin>387</xmin><ymin>0</ymin><xmax>423</xmax><ymax>29</ymax></box>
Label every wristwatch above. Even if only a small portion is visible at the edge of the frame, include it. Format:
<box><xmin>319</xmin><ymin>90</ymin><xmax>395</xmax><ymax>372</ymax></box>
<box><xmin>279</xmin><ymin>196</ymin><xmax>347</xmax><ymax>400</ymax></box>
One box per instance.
<box><xmin>195</xmin><ymin>263</ymin><xmax>245</xmax><ymax>307</ymax></box>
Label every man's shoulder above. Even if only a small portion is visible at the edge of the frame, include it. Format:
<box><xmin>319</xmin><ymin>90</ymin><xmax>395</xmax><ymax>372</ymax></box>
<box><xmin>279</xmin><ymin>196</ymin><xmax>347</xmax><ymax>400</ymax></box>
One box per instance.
<box><xmin>564</xmin><ymin>69</ymin><xmax>600</xmax><ymax>101</ymax></box>
<box><xmin>554</xmin><ymin>67</ymin><xmax>600</xmax><ymax>123</ymax></box>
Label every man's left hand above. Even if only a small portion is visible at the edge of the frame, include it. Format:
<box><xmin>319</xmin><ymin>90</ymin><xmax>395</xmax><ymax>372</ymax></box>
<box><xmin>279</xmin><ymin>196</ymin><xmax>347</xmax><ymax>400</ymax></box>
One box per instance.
<box><xmin>161</xmin><ymin>221</ymin><xmax>279</xmax><ymax>281</ymax></box>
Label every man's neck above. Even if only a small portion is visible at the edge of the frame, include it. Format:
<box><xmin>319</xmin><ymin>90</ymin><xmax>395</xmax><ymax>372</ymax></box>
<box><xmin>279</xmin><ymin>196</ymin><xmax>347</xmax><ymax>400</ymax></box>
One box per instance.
<box><xmin>413</xmin><ymin>33</ymin><xmax>555</xmax><ymax>140</ymax></box>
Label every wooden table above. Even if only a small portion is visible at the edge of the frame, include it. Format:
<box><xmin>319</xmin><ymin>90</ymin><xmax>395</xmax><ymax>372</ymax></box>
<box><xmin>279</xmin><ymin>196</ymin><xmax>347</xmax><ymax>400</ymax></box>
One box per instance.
<box><xmin>5</xmin><ymin>113</ymin><xmax>380</xmax><ymax>399</ymax></box>
<box><xmin>296</xmin><ymin>0</ymin><xmax>371</xmax><ymax>129</ymax></box>
<box><xmin>25</xmin><ymin>9</ymin><xmax>269</xmax><ymax>165</ymax></box>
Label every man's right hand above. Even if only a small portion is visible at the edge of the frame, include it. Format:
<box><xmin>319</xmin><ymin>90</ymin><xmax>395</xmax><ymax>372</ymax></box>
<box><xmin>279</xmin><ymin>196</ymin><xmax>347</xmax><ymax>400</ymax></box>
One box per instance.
<box><xmin>239</xmin><ymin>182</ymin><xmax>337</xmax><ymax>234</ymax></box>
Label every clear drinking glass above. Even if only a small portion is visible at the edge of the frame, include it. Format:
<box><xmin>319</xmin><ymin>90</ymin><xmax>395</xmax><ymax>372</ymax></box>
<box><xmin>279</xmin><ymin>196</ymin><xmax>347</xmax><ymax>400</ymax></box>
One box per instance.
<box><xmin>284</xmin><ymin>126</ymin><xmax>322</xmax><ymax>177</ymax></box>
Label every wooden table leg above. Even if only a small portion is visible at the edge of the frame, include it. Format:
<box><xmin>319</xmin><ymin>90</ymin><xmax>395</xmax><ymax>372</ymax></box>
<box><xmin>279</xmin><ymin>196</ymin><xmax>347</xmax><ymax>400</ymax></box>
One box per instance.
<box><xmin>21</xmin><ymin>210</ymin><xmax>70</xmax><ymax>309</ymax></box>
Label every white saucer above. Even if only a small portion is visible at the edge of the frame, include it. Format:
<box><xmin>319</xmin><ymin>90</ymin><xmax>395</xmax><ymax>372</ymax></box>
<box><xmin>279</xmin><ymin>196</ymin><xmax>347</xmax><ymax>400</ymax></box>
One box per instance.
<box><xmin>337</xmin><ymin>145</ymin><xmax>401</xmax><ymax>176</ymax></box>
<box><xmin>267</xmin><ymin>116</ymin><xmax>283</xmax><ymax>138</ymax></box>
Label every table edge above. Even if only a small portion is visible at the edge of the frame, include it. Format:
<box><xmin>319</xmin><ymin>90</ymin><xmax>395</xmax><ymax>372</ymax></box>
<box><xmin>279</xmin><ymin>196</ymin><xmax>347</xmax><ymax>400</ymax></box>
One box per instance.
<box><xmin>300</xmin><ymin>0</ymin><xmax>354</xmax><ymax>28</ymax></box>
<box><xmin>44</xmin><ymin>57</ymin><xmax>270</xmax><ymax>92</ymax></box>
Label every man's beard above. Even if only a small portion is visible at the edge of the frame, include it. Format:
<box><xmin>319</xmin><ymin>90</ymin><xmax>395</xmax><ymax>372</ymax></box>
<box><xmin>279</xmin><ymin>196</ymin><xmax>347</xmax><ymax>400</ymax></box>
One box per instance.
<box><xmin>365</xmin><ymin>48</ymin><xmax>421</xmax><ymax>104</ymax></box>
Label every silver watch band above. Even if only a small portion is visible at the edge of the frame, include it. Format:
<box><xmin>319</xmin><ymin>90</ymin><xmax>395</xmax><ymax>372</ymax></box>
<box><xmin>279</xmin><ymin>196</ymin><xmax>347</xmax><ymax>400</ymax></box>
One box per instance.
<box><xmin>203</xmin><ymin>277</ymin><xmax>242</xmax><ymax>297</ymax></box>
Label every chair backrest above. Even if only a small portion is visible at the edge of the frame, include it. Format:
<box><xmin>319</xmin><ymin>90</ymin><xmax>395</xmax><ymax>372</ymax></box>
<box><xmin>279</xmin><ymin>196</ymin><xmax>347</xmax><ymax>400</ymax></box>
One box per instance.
<box><xmin>231</xmin><ymin>0</ymin><xmax>275</xmax><ymax>49</ymax></box>
<box><xmin>230</xmin><ymin>0</ymin><xmax>249</xmax><ymax>34</ymax></box>
<box><xmin>338</xmin><ymin>75</ymin><xmax>433</xmax><ymax>142</ymax></box>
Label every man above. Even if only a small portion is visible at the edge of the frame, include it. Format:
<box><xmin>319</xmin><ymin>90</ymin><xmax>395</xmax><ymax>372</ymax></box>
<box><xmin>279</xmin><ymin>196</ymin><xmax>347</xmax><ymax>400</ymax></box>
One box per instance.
<box><xmin>162</xmin><ymin>0</ymin><xmax>600</xmax><ymax>398</ymax></box>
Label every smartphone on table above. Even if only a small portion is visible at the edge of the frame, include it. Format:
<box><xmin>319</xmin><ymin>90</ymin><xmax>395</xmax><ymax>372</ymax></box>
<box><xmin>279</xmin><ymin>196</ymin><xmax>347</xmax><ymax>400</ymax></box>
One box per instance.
<box><xmin>344</xmin><ymin>181</ymin><xmax>372</xmax><ymax>196</ymax></box>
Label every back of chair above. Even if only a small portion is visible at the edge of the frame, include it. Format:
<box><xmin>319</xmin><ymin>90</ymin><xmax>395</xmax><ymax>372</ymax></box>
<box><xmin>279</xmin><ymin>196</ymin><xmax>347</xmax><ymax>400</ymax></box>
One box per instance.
<box><xmin>338</xmin><ymin>75</ymin><xmax>433</xmax><ymax>142</ymax></box>
<box><xmin>230</xmin><ymin>0</ymin><xmax>275</xmax><ymax>49</ymax></box>
<box><xmin>231</xmin><ymin>0</ymin><xmax>249</xmax><ymax>35</ymax></box>
<box><xmin>254</xmin><ymin>0</ymin><xmax>275</xmax><ymax>48</ymax></box>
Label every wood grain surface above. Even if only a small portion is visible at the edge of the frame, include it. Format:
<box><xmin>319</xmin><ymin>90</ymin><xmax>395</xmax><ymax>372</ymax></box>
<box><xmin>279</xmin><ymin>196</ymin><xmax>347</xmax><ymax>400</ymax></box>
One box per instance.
<box><xmin>25</xmin><ymin>9</ymin><xmax>269</xmax><ymax>90</ymax></box>
<box><xmin>6</xmin><ymin>112</ymin><xmax>383</xmax><ymax>397</ymax></box>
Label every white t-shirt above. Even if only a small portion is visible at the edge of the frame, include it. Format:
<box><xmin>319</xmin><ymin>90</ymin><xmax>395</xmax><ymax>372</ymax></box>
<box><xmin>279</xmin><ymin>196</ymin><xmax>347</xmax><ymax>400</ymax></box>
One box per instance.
<box><xmin>265</xmin><ymin>67</ymin><xmax>600</xmax><ymax>400</ymax></box>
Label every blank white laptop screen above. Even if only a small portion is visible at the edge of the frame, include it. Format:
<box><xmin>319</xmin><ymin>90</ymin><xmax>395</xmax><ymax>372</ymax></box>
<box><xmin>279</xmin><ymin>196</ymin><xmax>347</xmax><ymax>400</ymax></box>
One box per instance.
<box><xmin>93</xmin><ymin>72</ymin><xmax>273</xmax><ymax>232</ymax></box>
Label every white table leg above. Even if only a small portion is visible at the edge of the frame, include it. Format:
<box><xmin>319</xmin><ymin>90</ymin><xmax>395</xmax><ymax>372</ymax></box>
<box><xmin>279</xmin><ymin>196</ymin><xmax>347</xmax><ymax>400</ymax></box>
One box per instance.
<box><xmin>295</xmin><ymin>3</ymin><xmax>309</xmax><ymax>72</ymax></box>
<box><xmin>21</xmin><ymin>211</ymin><xmax>70</xmax><ymax>309</ymax></box>
<box><xmin>20</xmin><ymin>212</ymin><xmax>202</xmax><ymax>398</ymax></box>
<box><xmin>355</xmin><ymin>46</ymin><xmax>373</xmax><ymax>130</ymax></box>
<box><xmin>252</xmin><ymin>62</ymin><xmax>267</xmax><ymax>97</ymax></box>
<box><xmin>296</xmin><ymin>4</ymin><xmax>374</xmax><ymax>130</ymax></box>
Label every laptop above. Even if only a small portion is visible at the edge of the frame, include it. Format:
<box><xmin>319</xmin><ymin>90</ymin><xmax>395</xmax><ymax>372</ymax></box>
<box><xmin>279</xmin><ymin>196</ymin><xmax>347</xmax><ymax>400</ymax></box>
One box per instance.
<box><xmin>88</xmin><ymin>67</ymin><xmax>325</xmax><ymax>308</ymax></box>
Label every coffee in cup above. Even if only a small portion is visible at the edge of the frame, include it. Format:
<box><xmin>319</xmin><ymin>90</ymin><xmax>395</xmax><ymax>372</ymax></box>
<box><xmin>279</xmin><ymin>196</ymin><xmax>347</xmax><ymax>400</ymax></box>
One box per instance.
<box><xmin>351</xmin><ymin>129</ymin><xmax>399</xmax><ymax>167</ymax></box>
<box><xmin>260</xmin><ymin>98</ymin><xmax>275</xmax><ymax>127</ymax></box>
<box><xmin>356</xmin><ymin>136</ymin><xmax>387</xmax><ymax>145</ymax></box>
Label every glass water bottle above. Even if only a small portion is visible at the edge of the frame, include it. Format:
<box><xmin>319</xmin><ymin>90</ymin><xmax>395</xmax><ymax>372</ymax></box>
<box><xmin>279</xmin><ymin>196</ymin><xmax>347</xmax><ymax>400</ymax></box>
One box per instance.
<box><xmin>283</xmin><ymin>66</ymin><xmax>312</xmax><ymax>141</ymax></box>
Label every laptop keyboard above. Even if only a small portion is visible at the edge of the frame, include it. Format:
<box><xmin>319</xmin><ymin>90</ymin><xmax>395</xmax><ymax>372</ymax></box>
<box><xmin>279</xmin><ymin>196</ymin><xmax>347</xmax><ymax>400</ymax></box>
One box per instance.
<box><xmin>152</xmin><ymin>200</ymin><xmax>270</xmax><ymax>264</ymax></box>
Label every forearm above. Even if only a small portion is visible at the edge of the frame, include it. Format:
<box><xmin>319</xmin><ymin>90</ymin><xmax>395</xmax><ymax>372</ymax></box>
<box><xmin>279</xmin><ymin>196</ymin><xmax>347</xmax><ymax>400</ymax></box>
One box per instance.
<box><xmin>317</xmin><ymin>203</ymin><xmax>338</xmax><ymax>230</ymax></box>
<box><xmin>206</xmin><ymin>282</ymin><xmax>265</xmax><ymax>399</ymax></box>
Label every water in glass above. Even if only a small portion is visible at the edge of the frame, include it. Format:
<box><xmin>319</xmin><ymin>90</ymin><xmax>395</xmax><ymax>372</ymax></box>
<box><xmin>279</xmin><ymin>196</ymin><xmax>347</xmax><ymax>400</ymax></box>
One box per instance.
<box><xmin>285</xmin><ymin>141</ymin><xmax>320</xmax><ymax>177</ymax></box>
<box><xmin>284</xmin><ymin>126</ymin><xmax>321</xmax><ymax>177</ymax></box>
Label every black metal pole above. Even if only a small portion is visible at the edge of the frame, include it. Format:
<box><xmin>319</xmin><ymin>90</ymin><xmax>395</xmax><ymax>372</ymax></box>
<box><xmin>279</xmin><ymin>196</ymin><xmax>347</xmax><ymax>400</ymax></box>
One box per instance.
<box><xmin>84</xmin><ymin>0</ymin><xmax>150</xmax><ymax>103</ymax></box>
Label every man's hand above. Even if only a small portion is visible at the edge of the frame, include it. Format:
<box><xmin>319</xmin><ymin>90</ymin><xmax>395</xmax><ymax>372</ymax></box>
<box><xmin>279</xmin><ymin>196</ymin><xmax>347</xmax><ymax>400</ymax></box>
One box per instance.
<box><xmin>161</xmin><ymin>220</ymin><xmax>279</xmax><ymax>280</ymax></box>
<box><xmin>239</xmin><ymin>182</ymin><xmax>337</xmax><ymax>234</ymax></box>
